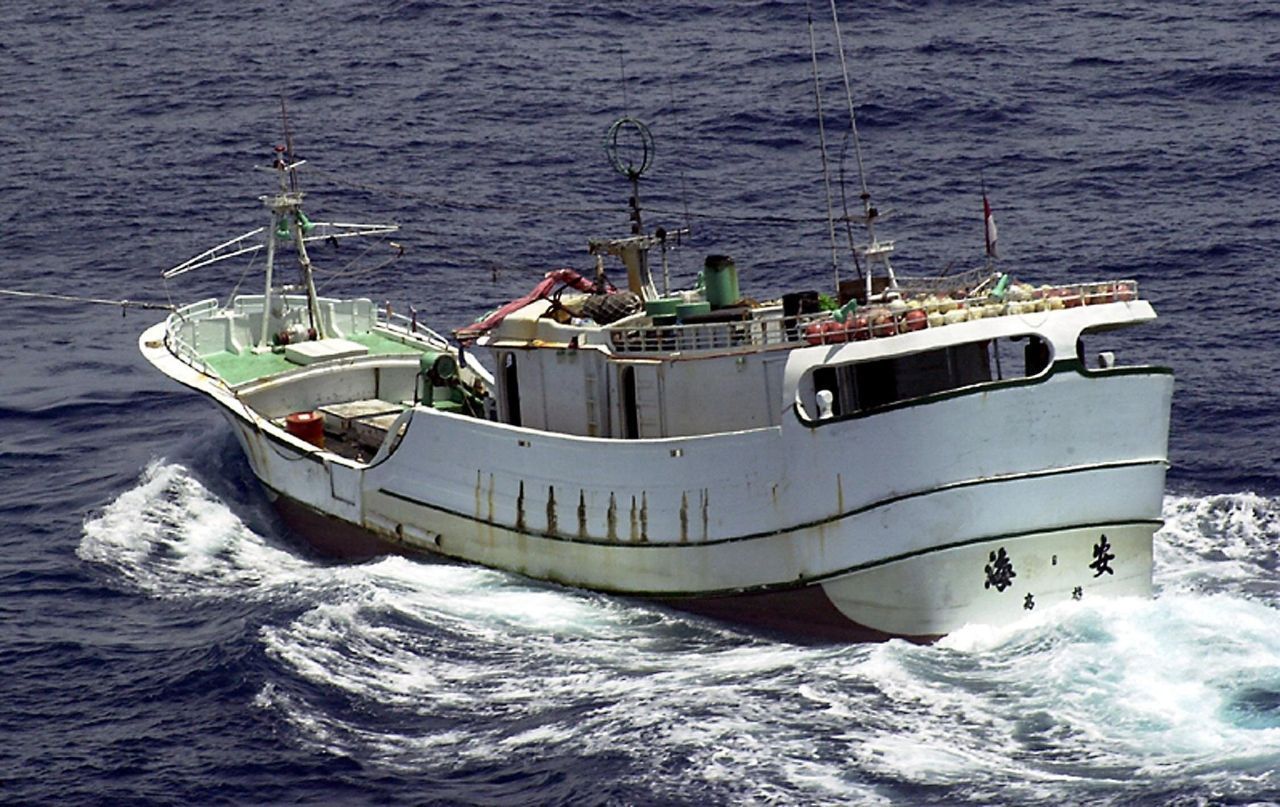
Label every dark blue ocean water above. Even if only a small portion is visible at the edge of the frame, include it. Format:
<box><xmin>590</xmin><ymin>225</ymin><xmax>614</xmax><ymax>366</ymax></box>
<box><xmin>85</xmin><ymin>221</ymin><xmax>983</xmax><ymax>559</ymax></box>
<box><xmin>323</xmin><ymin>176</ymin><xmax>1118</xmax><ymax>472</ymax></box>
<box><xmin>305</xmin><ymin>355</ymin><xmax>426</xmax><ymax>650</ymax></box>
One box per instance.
<box><xmin>3</xmin><ymin>1</ymin><xmax>1279</xmax><ymax>803</ymax></box>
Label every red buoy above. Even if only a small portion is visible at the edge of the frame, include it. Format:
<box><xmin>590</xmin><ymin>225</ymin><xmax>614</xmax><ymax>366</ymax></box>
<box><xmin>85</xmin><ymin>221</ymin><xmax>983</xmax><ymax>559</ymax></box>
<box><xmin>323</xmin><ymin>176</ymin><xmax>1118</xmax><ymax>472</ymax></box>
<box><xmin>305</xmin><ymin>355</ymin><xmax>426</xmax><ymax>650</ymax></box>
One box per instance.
<box><xmin>903</xmin><ymin>309</ymin><xmax>928</xmax><ymax>332</ymax></box>
<box><xmin>285</xmin><ymin>411</ymin><xmax>325</xmax><ymax>448</ymax></box>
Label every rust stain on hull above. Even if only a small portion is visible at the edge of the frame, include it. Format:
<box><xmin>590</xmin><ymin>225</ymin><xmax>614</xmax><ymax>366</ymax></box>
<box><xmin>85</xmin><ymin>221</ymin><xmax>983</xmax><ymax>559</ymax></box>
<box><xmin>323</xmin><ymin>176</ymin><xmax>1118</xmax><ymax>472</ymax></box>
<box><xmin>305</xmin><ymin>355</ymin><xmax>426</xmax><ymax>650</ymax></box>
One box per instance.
<box><xmin>546</xmin><ymin>485</ymin><xmax>558</xmax><ymax>535</ymax></box>
<box><xmin>515</xmin><ymin>480</ymin><xmax>526</xmax><ymax>532</ymax></box>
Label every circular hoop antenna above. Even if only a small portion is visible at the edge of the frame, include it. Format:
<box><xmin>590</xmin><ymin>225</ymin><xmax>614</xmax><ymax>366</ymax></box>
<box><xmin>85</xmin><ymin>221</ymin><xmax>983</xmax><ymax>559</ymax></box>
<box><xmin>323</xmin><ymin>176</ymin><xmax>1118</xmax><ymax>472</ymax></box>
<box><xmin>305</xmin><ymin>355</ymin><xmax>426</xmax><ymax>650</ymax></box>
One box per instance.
<box><xmin>604</xmin><ymin>117</ymin><xmax>654</xmax><ymax>180</ymax></box>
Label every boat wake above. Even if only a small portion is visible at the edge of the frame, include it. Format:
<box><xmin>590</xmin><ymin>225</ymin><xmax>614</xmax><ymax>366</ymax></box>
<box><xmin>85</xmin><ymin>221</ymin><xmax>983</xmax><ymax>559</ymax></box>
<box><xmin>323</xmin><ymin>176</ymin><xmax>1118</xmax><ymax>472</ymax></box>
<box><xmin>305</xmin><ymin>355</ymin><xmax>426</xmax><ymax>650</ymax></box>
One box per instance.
<box><xmin>79</xmin><ymin>466</ymin><xmax>1280</xmax><ymax>803</ymax></box>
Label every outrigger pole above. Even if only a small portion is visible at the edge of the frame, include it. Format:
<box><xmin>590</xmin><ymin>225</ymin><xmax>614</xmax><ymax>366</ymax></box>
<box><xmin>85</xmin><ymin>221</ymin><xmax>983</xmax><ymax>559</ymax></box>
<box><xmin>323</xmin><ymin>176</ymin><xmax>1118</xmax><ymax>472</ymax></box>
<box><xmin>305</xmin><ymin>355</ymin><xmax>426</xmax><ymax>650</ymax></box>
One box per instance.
<box><xmin>0</xmin><ymin>288</ymin><xmax>172</xmax><ymax>312</ymax></box>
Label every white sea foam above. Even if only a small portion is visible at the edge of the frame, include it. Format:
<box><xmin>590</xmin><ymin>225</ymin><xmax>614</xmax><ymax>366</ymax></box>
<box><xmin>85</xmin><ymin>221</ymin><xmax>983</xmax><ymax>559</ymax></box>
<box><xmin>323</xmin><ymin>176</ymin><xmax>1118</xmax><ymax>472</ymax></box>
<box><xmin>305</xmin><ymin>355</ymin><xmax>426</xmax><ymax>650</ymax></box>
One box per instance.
<box><xmin>79</xmin><ymin>459</ymin><xmax>318</xmax><ymax>598</ymax></box>
<box><xmin>87</xmin><ymin>471</ymin><xmax>1280</xmax><ymax>802</ymax></box>
<box><xmin>256</xmin><ymin>491</ymin><xmax>1280</xmax><ymax>802</ymax></box>
<box><xmin>1156</xmin><ymin>492</ymin><xmax>1280</xmax><ymax>597</ymax></box>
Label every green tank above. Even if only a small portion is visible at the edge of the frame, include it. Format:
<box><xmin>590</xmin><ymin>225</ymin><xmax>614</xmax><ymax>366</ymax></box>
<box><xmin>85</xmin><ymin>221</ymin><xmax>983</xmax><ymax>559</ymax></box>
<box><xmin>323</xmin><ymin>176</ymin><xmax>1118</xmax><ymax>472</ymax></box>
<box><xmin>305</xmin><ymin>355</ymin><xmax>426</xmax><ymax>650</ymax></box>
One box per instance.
<box><xmin>703</xmin><ymin>255</ymin><xmax>740</xmax><ymax>309</ymax></box>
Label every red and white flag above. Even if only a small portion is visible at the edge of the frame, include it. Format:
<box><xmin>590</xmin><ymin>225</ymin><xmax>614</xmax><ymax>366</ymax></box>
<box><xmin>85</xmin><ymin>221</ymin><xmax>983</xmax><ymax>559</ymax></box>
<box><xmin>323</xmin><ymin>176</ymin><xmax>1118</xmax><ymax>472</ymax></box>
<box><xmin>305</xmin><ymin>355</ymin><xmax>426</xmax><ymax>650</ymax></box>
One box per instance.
<box><xmin>983</xmin><ymin>191</ymin><xmax>999</xmax><ymax>259</ymax></box>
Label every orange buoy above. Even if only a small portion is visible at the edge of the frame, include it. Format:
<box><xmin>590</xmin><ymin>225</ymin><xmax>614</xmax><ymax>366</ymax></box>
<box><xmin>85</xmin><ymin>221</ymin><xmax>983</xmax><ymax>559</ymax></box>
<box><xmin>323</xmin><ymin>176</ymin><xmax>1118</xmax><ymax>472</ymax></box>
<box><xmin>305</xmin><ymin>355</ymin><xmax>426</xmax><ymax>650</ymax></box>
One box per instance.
<box><xmin>823</xmin><ymin>320</ymin><xmax>848</xmax><ymax>344</ymax></box>
<box><xmin>847</xmin><ymin>315</ymin><xmax>871</xmax><ymax>341</ymax></box>
<box><xmin>285</xmin><ymin>411</ymin><xmax>325</xmax><ymax>448</ymax></box>
<box><xmin>903</xmin><ymin>309</ymin><xmax>928</xmax><ymax>332</ymax></box>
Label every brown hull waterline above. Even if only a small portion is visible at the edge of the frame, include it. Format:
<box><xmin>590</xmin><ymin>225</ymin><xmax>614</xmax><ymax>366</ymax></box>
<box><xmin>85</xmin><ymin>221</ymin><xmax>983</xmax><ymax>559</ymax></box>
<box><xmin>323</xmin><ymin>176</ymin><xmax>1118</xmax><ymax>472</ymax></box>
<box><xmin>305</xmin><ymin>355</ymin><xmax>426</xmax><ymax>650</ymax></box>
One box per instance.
<box><xmin>267</xmin><ymin>489</ymin><xmax>934</xmax><ymax>643</ymax></box>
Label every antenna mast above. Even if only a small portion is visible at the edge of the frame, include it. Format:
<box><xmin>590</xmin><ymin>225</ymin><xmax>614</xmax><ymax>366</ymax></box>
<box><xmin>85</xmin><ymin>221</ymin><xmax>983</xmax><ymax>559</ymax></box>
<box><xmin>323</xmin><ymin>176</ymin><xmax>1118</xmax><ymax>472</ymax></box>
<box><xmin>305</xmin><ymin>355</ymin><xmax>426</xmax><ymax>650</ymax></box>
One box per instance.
<box><xmin>253</xmin><ymin>100</ymin><xmax>323</xmax><ymax>349</ymax></box>
<box><xmin>828</xmin><ymin>0</ymin><xmax>897</xmax><ymax>299</ymax></box>
<box><xmin>281</xmin><ymin>96</ymin><xmax>299</xmax><ymax>193</ymax></box>
<box><xmin>828</xmin><ymin>0</ymin><xmax>871</xmax><ymax>229</ymax></box>
<box><xmin>808</xmin><ymin>9</ymin><xmax>842</xmax><ymax>295</ymax></box>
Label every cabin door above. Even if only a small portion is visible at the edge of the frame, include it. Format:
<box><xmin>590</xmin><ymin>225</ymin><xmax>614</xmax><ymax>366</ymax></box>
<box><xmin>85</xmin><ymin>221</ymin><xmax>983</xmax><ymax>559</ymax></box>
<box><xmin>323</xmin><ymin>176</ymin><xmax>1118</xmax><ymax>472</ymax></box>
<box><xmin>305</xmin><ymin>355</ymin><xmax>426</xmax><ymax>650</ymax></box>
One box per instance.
<box><xmin>762</xmin><ymin>356</ymin><xmax>787</xmax><ymax>426</ymax></box>
<box><xmin>501</xmin><ymin>351</ymin><xmax>522</xmax><ymax>427</ymax></box>
<box><xmin>583</xmin><ymin>361</ymin><xmax>607</xmax><ymax>437</ymax></box>
<box><xmin>620</xmin><ymin>362</ymin><xmax>664</xmax><ymax>439</ymax></box>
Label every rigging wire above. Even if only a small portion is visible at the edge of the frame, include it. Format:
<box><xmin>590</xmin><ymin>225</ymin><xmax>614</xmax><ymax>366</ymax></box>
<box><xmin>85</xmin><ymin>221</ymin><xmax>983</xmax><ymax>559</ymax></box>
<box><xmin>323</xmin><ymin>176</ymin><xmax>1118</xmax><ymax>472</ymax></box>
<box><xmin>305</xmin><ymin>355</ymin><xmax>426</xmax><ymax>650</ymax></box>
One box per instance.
<box><xmin>306</xmin><ymin>165</ymin><xmax>842</xmax><ymax>226</ymax></box>
<box><xmin>0</xmin><ymin>288</ymin><xmax>173</xmax><ymax>312</ymax></box>
<box><xmin>828</xmin><ymin>0</ymin><xmax>872</xmax><ymax>215</ymax></box>
<box><xmin>224</xmin><ymin>244</ymin><xmax>262</xmax><ymax>306</ymax></box>
<box><xmin>306</xmin><ymin>165</ymin><xmax>621</xmax><ymax>217</ymax></box>
<box><xmin>314</xmin><ymin>242</ymin><xmax>406</xmax><ymax>292</ymax></box>
<box><xmin>666</xmin><ymin>82</ymin><xmax>695</xmax><ymax>236</ymax></box>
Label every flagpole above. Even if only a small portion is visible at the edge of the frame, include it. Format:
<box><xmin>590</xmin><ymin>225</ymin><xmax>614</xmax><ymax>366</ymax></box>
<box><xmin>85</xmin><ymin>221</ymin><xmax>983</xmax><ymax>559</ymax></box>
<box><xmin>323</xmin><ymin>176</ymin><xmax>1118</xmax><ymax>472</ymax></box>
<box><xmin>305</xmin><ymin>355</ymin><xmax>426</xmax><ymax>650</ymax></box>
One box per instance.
<box><xmin>981</xmin><ymin>172</ymin><xmax>998</xmax><ymax>272</ymax></box>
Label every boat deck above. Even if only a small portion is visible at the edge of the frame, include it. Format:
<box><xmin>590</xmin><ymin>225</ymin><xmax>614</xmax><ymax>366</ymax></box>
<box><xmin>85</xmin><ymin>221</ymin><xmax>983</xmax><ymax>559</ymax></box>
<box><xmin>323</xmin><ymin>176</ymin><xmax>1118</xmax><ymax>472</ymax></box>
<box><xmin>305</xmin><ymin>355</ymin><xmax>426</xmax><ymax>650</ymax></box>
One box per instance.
<box><xmin>202</xmin><ymin>331</ymin><xmax>428</xmax><ymax>386</ymax></box>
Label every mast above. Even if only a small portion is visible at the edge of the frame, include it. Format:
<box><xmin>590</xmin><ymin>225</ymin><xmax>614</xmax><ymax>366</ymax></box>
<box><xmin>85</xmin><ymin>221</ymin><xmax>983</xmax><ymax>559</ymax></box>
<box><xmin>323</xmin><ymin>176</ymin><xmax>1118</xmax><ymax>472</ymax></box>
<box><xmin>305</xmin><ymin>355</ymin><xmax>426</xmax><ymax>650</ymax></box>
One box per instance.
<box><xmin>257</xmin><ymin>147</ymin><xmax>285</xmax><ymax>350</ymax></box>
<box><xmin>161</xmin><ymin>138</ymin><xmax>400</xmax><ymax>330</ymax></box>
<box><xmin>808</xmin><ymin>10</ymin><xmax>842</xmax><ymax>295</ymax></box>
<box><xmin>828</xmin><ymin>0</ymin><xmax>898</xmax><ymax>300</ymax></box>
<box><xmin>603</xmin><ymin>117</ymin><xmax>661</xmax><ymax>300</ymax></box>
<box><xmin>257</xmin><ymin>147</ymin><xmax>320</xmax><ymax>349</ymax></box>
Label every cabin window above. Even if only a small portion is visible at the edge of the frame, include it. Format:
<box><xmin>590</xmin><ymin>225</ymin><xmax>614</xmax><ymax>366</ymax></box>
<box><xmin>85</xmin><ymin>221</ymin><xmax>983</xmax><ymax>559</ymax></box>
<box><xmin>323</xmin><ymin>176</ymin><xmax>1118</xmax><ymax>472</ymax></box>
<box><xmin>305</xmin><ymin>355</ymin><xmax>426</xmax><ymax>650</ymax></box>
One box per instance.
<box><xmin>502</xmin><ymin>352</ymin><xmax>522</xmax><ymax>427</ymax></box>
<box><xmin>1076</xmin><ymin>322</ymin><xmax>1136</xmax><ymax>371</ymax></box>
<box><xmin>803</xmin><ymin>337</ymin><xmax>1046</xmax><ymax>421</ymax></box>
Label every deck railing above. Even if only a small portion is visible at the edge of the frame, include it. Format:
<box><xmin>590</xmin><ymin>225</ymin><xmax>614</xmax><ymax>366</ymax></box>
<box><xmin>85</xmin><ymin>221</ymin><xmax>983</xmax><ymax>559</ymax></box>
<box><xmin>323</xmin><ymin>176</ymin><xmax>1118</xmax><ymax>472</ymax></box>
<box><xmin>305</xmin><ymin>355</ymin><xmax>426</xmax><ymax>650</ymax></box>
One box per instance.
<box><xmin>606</xmin><ymin>279</ymin><xmax>1140</xmax><ymax>353</ymax></box>
<box><xmin>162</xmin><ymin>298</ymin><xmax>221</xmax><ymax>376</ymax></box>
<box><xmin>377</xmin><ymin>308</ymin><xmax>452</xmax><ymax>351</ymax></box>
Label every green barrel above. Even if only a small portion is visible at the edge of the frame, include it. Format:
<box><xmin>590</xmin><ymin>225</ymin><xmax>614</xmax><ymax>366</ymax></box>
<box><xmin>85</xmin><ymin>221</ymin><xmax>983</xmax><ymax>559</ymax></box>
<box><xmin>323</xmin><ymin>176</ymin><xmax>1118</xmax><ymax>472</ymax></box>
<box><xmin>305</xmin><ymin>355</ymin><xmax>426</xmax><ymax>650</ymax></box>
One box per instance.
<box><xmin>703</xmin><ymin>255</ymin><xmax>740</xmax><ymax>309</ymax></box>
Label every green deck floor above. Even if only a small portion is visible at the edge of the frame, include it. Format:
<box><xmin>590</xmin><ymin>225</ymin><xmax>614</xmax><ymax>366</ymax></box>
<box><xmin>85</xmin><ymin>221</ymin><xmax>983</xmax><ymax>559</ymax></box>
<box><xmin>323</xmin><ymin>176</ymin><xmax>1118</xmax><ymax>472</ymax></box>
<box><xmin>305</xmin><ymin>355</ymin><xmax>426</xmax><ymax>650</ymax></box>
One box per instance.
<box><xmin>202</xmin><ymin>332</ymin><xmax>429</xmax><ymax>386</ymax></box>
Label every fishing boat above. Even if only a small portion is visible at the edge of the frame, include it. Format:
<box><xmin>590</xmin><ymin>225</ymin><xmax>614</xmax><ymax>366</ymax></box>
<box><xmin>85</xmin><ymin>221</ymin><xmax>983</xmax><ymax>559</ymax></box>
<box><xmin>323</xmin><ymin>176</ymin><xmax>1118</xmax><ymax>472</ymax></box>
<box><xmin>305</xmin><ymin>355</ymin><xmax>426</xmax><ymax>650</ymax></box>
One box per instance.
<box><xmin>139</xmin><ymin>114</ymin><xmax>1172</xmax><ymax>641</ymax></box>
<box><xmin>140</xmin><ymin>18</ymin><xmax>1172</xmax><ymax>639</ymax></box>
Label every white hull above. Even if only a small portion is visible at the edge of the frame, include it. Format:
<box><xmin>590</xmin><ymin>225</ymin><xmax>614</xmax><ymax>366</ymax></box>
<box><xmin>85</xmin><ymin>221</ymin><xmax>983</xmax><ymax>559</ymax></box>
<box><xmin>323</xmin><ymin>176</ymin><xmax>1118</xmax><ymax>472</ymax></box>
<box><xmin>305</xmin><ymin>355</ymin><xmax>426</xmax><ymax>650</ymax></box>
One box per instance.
<box><xmin>147</xmin><ymin>310</ymin><xmax>1170</xmax><ymax>640</ymax></box>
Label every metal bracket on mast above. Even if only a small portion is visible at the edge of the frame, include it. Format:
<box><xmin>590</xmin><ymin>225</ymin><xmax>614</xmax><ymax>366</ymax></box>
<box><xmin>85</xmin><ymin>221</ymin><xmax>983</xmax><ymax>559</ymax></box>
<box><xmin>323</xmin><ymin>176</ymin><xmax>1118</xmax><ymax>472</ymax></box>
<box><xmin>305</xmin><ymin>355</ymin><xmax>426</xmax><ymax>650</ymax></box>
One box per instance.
<box><xmin>857</xmin><ymin>238</ymin><xmax>899</xmax><ymax>301</ymax></box>
<box><xmin>589</xmin><ymin>228</ymin><xmax>689</xmax><ymax>301</ymax></box>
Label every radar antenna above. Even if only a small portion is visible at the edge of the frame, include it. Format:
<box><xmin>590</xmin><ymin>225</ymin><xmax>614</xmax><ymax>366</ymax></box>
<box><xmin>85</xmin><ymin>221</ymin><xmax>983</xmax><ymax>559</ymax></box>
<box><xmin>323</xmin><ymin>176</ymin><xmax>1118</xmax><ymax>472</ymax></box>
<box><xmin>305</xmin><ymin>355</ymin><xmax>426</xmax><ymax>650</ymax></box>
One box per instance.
<box><xmin>595</xmin><ymin>117</ymin><xmax>688</xmax><ymax>301</ymax></box>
